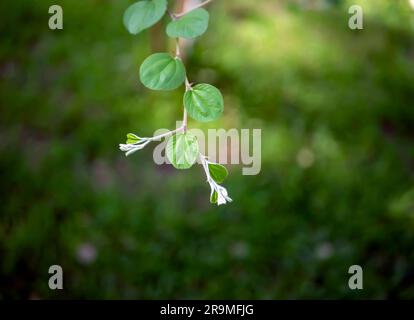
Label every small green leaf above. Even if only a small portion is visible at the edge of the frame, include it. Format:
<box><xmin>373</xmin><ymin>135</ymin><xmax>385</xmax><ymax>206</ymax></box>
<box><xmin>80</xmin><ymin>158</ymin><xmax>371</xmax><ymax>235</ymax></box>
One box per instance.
<box><xmin>184</xmin><ymin>83</ymin><xmax>224</xmax><ymax>122</ymax></box>
<box><xmin>140</xmin><ymin>53</ymin><xmax>186</xmax><ymax>90</ymax></box>
<box><xmin>208</xmin><ymin>163</ymin><xmax>228</xmax><ymax>184</ymax></box>
<box><xmin>166</xmin><ymin>8</ymin><xmax>210</xmax><ymax>39</ymax></box>
<box><xmin>166</xmin><ymin>133</ymin><xmax>199</xmax><ymax>169</ymax></box>
<box><xmin>126</xmin><ymin>133</ymin><xmax>141</xmax><ymax>144</ymax></box>
<box><xmin>210</xmin><ymin>190</ymin><xmax>218</xmax><ymax>204</ymax></box>
<box><xmin>123</xmin><ymin>0</ymin><xmax>167</xmax><ymax>35</ymax></box>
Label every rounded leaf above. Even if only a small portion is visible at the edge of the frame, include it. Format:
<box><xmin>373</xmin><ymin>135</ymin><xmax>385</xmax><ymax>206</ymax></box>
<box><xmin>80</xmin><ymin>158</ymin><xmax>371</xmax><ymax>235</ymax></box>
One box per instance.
<box><xmin>126</xmin><ymin>133</ymin><xmax>141</xmax><ymax>144</ymax></box>
<box><xmin>140</xmin><ymin>53</ymin><xmax>186</xmax><ymax>90</ymax></box>
<box><xmin>166</xmin><ymin>8</ymin><xmax>210</xmax><ymax>39</ymax></box>
<box><xmin>123</xmin><ymin>0</ymin><xmax>167</xmax><ymax>35</ymax></box>
<box><xmin>184</xmin><ymin>83</ymin><xmax>224</xmax><ymax>122</ymax></box>
<box><xmin>166</xmin><ymin>133</ymin><xmax>199</xmax><ymax>169</ymax></box>
<box><xmin>210</xmin><ymin>190</ymin><xmax>218</xmax><ymax>204</ymax></box>
<box><xmin>208</xmin><ymin>163</ymin><xmax>228</xmax><ymax>184</ymax></box>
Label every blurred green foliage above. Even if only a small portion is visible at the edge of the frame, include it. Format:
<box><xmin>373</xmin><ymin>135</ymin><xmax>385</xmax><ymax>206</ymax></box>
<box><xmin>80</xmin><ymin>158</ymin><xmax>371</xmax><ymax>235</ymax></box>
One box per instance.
<box><xmin>1</xmin><ymin>0</ymin><xmax>414</xmax><ymax>299</ymax></box>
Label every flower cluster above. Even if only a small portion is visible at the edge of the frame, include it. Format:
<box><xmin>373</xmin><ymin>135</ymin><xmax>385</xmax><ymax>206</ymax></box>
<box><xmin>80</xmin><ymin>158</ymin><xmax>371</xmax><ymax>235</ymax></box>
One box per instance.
<box><xmin>119</xmin><ymin>134</ymin><xmax>151</xmax><ymax>156</ymax></box>
<box><xmin>200</xmin><ymin>155</ymin><xmax>232</xmax><ymax>206</ymax></box>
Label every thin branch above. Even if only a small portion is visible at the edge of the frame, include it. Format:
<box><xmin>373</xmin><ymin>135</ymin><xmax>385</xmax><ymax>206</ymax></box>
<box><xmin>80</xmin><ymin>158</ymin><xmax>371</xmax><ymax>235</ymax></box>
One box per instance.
<box><xmin>183</xmin><ymin>75</ymin><xmax>193</xmax><ymax>131</ymax></box>
<box><xmin>167</xmin><ymin>9</ymin><xmax>176</xmax><ymax>20</ymax></box>
<box><xmin>185</xmin><ymin>77</ymin><xmax>192</xmax><ymax>90</ymax></box>
<box><xmin>175</xmin><ymin>0</ymin><xmax>214</xmax><ymax>18</ymax></box>
<box><xmin>147</xmin><ymin>126</ymin><xmax>185</xmax><ymax>141</ymax></box>
<box><xmin>175</xmin><ymin>33</ymin><xmax>188</xmax><ymax>131</ymax></box>
<box><xmin>182</xmin><ymin>108</ymin><xmax>188</xmax><ymax>131</ymax></box>
<box><xmin>175</xmin><ymin>39</ymin><xmax>181</xmax><ymax>58</ymax></box>
<box><xmin>199</xmin><ymin>154</ymin><xmax>210</xmax><ymax>181</ymax></box>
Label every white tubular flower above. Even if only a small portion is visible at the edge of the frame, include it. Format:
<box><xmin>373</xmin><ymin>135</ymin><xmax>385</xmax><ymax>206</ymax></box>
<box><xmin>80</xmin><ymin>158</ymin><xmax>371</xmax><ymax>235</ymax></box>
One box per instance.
<box><xmin>119</xmin><ymin>140</ymin><xmax>150</xmax><ymax>156</ymax></box>
<box><xmin>119</xmin><ymin>129</ymin><xmax>183</xmax><ymax>157</ymax></box>
<box><xmin>200</xmin><ymin>154</ymin><xmax>232</xmax><ymax>206</ymax></box>
<box><xmin>119</xmin><ymin>133</ymin><xmax>151</xmax><ymax>156</ymax></box>
<box><xmin>208</xmin><ymin>179</ymin><xmax>232</xmax><ymax>206</ymax></box>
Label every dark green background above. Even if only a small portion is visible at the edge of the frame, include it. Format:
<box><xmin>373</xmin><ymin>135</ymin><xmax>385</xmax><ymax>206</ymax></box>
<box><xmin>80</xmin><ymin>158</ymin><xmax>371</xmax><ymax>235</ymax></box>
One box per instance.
<box><xmin>1</xmin><ymin>0</ymin><xmax>414</xmax><ymax>299</ymax></box>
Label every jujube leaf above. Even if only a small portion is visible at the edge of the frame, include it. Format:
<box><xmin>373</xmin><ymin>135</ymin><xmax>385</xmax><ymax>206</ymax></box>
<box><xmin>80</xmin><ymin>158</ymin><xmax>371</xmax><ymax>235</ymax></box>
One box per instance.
<box><xmin>210</xmin><ymin>190</ymin><xmax>218</xmax><ymax>204</ymax></box>
<box><xmin>184</xmin><ymin>83</ymin><xmax>224</xmax><ymax>122</ymax></box>
<box><xmin>126</xmin><ymin>133</ymin><xmax>141</xmax><ymax>144</ymax></box>
<box><xmin>208</xmin><ymin>163</ymin><xmax>228</xmax><ymax>184</ymax></box>
<box><xmin>166</xmin><ymin>8</ymin><xmax>210</xmax><ymax>39</ymax></box>
<box><xmin>123</xmin><ymin>0</ymin><xmax>167</xmax><ymax>35</ymax></box>
<box><xmin>140</xmin><ymin>53</ymin><xmax>186</xmax><ymax>90</ymax></box>
<box><xmin>166</xmin><ymin>133</ymin><xmax>199</xmax><ymax>169</ymax></box>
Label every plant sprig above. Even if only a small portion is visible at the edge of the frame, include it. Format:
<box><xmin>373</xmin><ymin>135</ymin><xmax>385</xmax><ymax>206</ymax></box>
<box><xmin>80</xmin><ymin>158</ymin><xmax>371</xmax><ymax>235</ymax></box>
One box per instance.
<box><xmin>119</xmin><ymin>0</ymin><xmax>232</xmax><ymax>206</ymax></box>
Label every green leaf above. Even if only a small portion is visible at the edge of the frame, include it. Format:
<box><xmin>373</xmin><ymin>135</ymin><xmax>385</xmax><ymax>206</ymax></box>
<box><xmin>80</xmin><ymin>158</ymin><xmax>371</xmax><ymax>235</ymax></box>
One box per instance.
<box><xmin>140</xmin><ymin>53</ymin><xmax>186</xmax><ymax>90</ymax></box>
<box><xmin>126</xmin><ymin>133</ymin><xmax>141</xmax><ymax>144</ymax></box>
<box><xmin>210</xmin><ymin>190</ymin><xmax>218</xmax><ymax>204</ymax></box>
<box><xmin>166</xmin><ymin>133</ymin><xmax>199</xmax><ymax>169</ymax></box>
<box><xmin>123</xmin><ymin>0</ymin><xmax>167</xmax><ymax>35</ymax></box>
<box><xmin>208</xmin><ymin>163</ymin><xmax>228</xmax><ymax>184</ymax></box>
<box><xmin>184</xmin><ymin>83</ymin><xmax>224</xmax><ymax>122</ymax></box>
<box><xmin>166</xmin><ymin>8</ymin><xmax>210</xmax><ymax>39</ymax></box>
